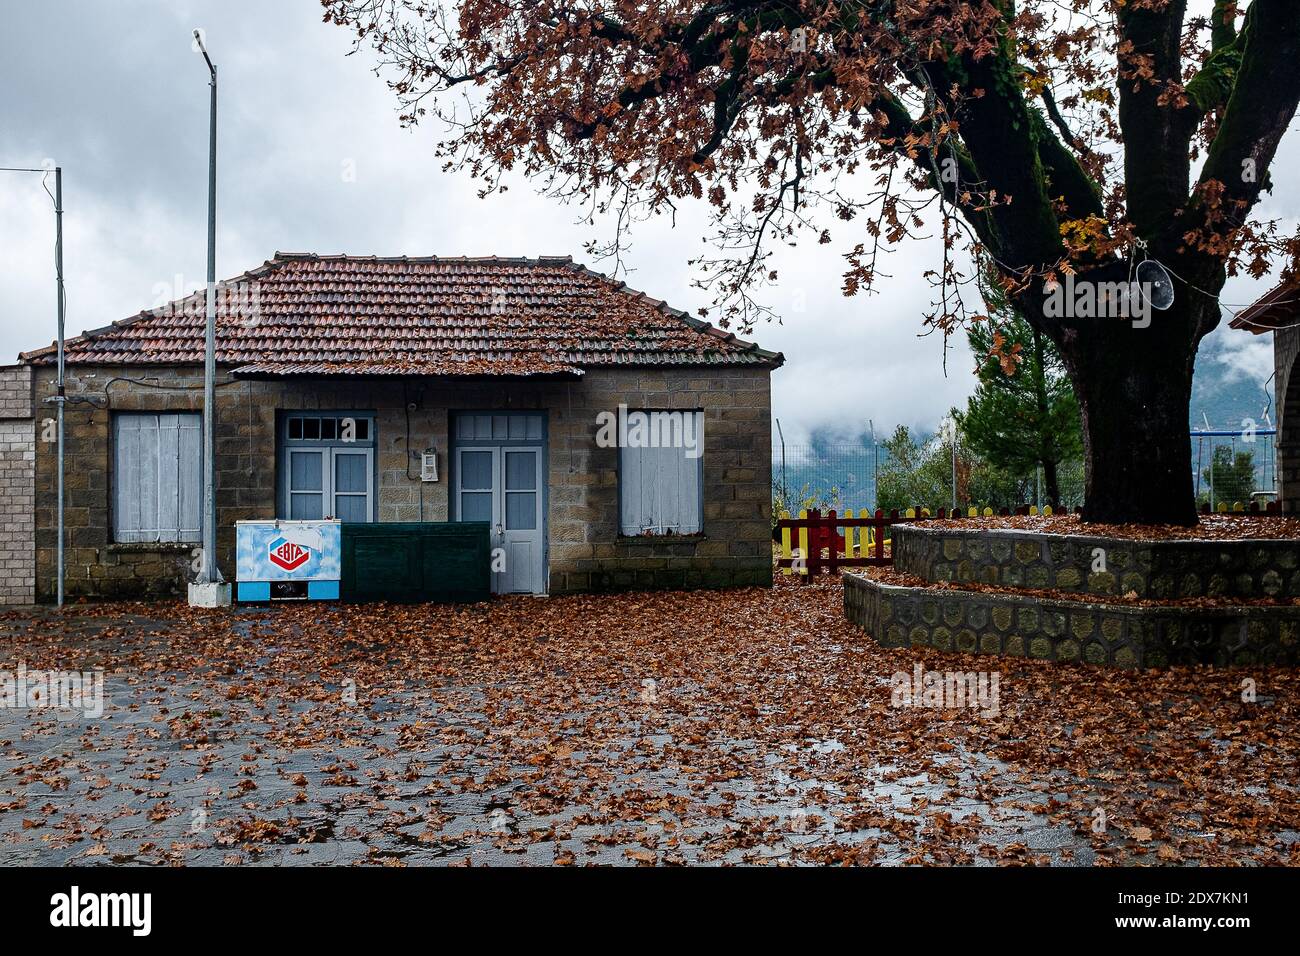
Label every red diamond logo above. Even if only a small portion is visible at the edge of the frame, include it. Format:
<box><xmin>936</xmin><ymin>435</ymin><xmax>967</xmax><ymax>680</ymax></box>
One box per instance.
<box><xmin>268</xmin><ymin>538</ymin><xmax>310</xmax><ymax>572</ymax></box>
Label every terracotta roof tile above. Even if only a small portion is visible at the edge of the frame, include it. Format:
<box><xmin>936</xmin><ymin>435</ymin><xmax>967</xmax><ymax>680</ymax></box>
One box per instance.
<box><xmin>231</xmin><ymin>359</ymin><xmax>584</xmax><ymax>378</ymax></box>
<box><xmin>21</xmin><ymin>254</ymin><xmax>783</xmax><ymax>373</ymax></box>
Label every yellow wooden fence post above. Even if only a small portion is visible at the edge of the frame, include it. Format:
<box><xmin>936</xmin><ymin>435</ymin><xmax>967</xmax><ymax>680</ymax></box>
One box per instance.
<box><xmin>798</xmin><ymin>508</ymin><xmax>809</xmax><ymax>576</ymax></box>
<box><xmin>779</xmin><ymin>510</ymin><xmax>793</xmax><ymax>575</ymax></box>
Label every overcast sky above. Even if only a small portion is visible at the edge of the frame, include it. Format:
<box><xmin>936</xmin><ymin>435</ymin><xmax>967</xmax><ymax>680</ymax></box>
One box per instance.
<box><xmin>0</xmin><ymin>0</ymin><xmax>1291</xmax><ymax>442</ymax></box>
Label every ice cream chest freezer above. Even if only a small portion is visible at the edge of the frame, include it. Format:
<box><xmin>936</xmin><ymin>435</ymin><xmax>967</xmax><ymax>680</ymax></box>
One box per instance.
<box><xmin>236</xmin><ymin>519</ymin><xmax>341</xmax><ymax>602</ymax></box>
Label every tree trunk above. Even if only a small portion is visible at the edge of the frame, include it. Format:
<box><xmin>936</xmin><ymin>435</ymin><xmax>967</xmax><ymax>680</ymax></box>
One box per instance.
<box><xmin>1058</xmin><ymin>318</ymin><xmax>1201</xmax><ymax>526</ymax></box>
<box><xmin>1042</xmin><ymin>458</ymin><xmax>1060</xmax><ymax>508</ymax></box>
<box><xmin>1029</xmin><ymin>325</ymin><xmax>1061</xmax><ymax>508</ymax></box>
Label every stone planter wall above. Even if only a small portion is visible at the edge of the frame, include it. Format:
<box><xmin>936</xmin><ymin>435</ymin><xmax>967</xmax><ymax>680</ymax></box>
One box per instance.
<box><xmin>843</xmin><ymin>573</ymin><xmax>1300</xmax><ymax>668</ymax></box>
<box><xmin>893</xmin><ymin>524</ymin><xmax>1300</xmax><ymax>600</ymax></box>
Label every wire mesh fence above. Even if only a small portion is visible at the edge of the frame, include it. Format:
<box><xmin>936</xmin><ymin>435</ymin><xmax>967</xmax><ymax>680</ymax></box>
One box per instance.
<box><xmin>771</xmin><ymin>443</ymin><xmax>879</xmax><ymax>515</ymax></box>
<box><xmin>770</xmin><ymin>440</ymin><xmax>1079</xmax><ymax>514</ymax></box>
<box><xmin>773</xmin><ymin>431</ymin><xmax>1281</xmax><ymax>516</ymax></box>
<box><xmin>1191</xmin><ymin>430</ymin><xmax>1277</xmax><ymax>510</ymax></box>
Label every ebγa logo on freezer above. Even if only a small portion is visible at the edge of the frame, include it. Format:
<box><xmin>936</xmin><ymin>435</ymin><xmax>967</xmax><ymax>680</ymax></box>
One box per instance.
<box><xmin>267</xmin><ymin>536</ymin><xmax>310</xmax><ymax>572</ymax></box>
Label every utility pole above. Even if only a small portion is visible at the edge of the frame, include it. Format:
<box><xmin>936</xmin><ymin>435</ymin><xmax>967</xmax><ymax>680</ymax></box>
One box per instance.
<box><xmin>774</xmin><ymin>418</ymin><xmax>787</xmax><ymax>505</ymax></box>
<box><xmin>1202</xmin><ymin>412</ymin><xmax>1214</xmax><ymax>511</ymax></box>
<box><xmin>2</xmin><ymin>164</ymin><xmax>66</xmax><ymax>605</ymax></box>
<box><xmin>189</xmin><ymin>30</ymin><xmax>230</xmax><ymax>606</ymax></box>
<box><xmin>54</xmin><ymin>167</ymin><xmax>65</xmax><ymax>607</ymax></box>
<box><xmin>869</xmin><ymin>419</ymin><xmax>878</xmax><ymax>511</ymax></box>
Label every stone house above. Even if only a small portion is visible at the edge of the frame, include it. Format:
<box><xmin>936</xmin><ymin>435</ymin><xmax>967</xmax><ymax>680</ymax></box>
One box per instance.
<box><xmin>1230</xmin><ymin>282</ymin><xmax>1300</xmax><ymax>511</ymax></box>
<box><xmin>2</xmin><ymin>253</ymin><xmax>781</xmax><ymax>603</ymax></box>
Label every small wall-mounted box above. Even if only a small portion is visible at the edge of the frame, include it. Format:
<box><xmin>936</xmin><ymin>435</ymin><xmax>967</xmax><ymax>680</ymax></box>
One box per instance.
<box><xmin>420</xmin><ymin>451</ymin><xmax>438</xmax><ymax>482</ymax></box>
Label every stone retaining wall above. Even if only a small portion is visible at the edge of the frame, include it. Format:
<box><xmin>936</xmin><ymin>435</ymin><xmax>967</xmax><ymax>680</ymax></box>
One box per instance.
<box><xmin>894</xmin><ymin>524</ymin><xmax>1300</xmax><ymax>600</ymax></box>
<box><xmin>844</xmin><ymin>573</ymin><xmax>1300</xmax><ymax>668</ymax></box>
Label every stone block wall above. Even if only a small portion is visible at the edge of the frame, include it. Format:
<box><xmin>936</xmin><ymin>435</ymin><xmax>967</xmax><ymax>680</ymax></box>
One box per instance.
<box><xmin>543</xmin><ymin>367</ymin><xmax>772</xmax><ymax>593</ymax></box>
<box><xmin>848</xmin><ymin>523</ymin><xmax>1300</xmax><ymax>667</ymax></box>
<box><xmin>894</xmin><ymin>525</ymin><xmax>1300</xmax><ymax>600</ymax></box>
<box><xmin>1276</xmin><ymin>326</ymin><xmax>1300</xmax><ymax>512</ymax></box>
<box><xmin>29</xmin><ymin>363</ymin><xmax>773</xmax><ymax>600</ymax></box>
<box><xmin>0</xmin><ymin>366</ymin><xmax>35</xmax><ymax>604</ymax></box>
<box><xmin>844</xmin><ymin>572</ymin><xmax>1300</xmax><ymax>668</ymax></box>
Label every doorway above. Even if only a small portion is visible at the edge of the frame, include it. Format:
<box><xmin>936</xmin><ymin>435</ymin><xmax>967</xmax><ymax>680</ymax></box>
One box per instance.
<box><xmin>278</xmin><ymin>412</ymin><xmax>376</xmax><ymax>521</ymax></box>
<box><xmin>451</xmin><ymin>413</ymin><xmax>547</xmax><ymax>594</ymax></box>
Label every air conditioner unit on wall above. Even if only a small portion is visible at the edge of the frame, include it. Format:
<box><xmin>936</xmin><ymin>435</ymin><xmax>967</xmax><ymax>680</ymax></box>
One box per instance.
<box><xmin>420</xmin><ymin>451</ymin><xmax>438</xmax><ymax>482</ymax></box>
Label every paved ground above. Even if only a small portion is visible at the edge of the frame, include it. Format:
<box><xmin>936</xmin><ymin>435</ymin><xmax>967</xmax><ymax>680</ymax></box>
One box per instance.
<box><xmin>1</xmin><ymin>580</ymin><xmax>1296</xmax><ymax>866</ymax></box>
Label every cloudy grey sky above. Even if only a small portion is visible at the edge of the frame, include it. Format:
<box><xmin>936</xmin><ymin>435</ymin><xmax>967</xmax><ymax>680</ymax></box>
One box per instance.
<box><xmin>0</xmin><ymin>0</ymin><xmax>1290</xmax><ymax>441</ymax></box>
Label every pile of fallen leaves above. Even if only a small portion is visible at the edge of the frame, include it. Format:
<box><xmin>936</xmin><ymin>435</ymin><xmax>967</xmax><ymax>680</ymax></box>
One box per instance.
<box><xmin>1</xmin><ymin>579</ymin><xmax>1297</xmax><ymax>866</ymax></box>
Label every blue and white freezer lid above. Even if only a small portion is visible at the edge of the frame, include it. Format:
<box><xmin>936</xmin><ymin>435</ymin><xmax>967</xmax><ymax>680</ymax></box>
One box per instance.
<box><xmin>236</xmin><ymin>520</ymin><xmax>341</xmax><ymax>582</ymax></box>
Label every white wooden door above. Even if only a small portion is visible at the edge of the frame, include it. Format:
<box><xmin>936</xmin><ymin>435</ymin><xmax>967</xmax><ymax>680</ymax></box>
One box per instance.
<box><xmin>499</xmin><ymin>447</ymin><xmax>543</xmax><ymax>595</ymax></box>
<box><xmin>455</xmin><ymin>445</ymin><xmax>545</xmax><ymax>595</ymax></box>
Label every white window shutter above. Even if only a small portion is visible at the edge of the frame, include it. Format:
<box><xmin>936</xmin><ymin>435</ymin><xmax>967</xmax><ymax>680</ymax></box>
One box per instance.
<box><xmin>114</xmin><ymin>416</ymin><xmax>144</xmax><ymax>542</ymax></box>
<box><xmin>156</xmin><ymin>415</ymin><xmax>181</xmax><ymax>540</ymax></box>
<box><xmin>618</xmin><ymin>411</ymin><xmax>702</xmax><ymax>535</ymax></box>
<box><xmin>114</xmin><ymin>413</ymin><xmax>202</xmax><ymax>543</ymax></box>
<box><xmin>178</xmin><ymin>416</ymin><xmax>202</xmax><ymax>542</ymax></box>
<box><xmin>620</xmin><ymin>445</ymin><xmax>644</xmax><ymax>535</ymax></box>
<box><xmin>675</xmin><ymin>414</ymin><xmax>702</xmax><ymax>532</ymax></box>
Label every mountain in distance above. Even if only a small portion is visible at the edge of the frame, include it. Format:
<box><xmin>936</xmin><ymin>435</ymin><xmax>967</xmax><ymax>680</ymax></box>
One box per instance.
<box><xmin>1190</xmin><ymin>329</ymin><xmax>1274</xmax><ymax>432</ymax></box>
<box><xmin>774</xmin><ymin>324</ymin><xmax>1277</xmax><ymax>509</ymax></box>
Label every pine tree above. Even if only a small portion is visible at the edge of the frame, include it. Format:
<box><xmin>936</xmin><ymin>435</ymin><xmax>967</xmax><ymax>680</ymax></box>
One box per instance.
<box><xmin>956</xmin><ymin>289</ymin><xmax>1082</xmax><ymax>506</ymax></box>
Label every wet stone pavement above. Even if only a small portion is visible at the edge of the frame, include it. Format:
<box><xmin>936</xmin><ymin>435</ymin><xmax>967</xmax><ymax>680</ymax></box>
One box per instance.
<box><xmin>1</xmin><ymin>678</ymin><xmax>1086</xmax><ymax>866</ymax></box>
<box><xmin>0</xmin><ymin>585</ymin><xmax>1294</xmax><ymax>866</ymax></box>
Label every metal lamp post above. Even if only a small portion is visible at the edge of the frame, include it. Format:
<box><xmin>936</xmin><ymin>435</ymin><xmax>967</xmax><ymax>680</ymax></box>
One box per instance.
<box><xmin>869</xmin><ymin>419</ymin><xmax>878</xmax><ymax>512</ymax></box>
<box><xmin>1</xmin><ymin>164</ymin><xmax>66</xmax><ymax>605</ymax></box>
<box><xmin>54</xmin><ymin>167</ymin><xmax>65</xmax><ymax>607</ymax></box>
<box><xmin>189</xmin><ymin>30</ymin><xmax>230</xmax><ymax>606</ymax></box>
<box><xmin>775</xmin><ymin>418</ymin><xmax>787</xmax><ymax>505</ymax></box>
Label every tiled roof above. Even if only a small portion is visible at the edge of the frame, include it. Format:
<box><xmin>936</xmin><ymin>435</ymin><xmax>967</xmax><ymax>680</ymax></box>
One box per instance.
<box><xmin>20</xmin><ymin>254</ymin><xmax>782</xmax><ymax>374</ymax></box>
<box><xmin>1229</xmin><ymin>282</ymin><xmax>1300</xmax><ymax>336</ymax></box>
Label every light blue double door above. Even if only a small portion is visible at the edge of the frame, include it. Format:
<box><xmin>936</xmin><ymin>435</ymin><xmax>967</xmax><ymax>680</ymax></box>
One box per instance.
<box><xmin>454</xmin><ymin>444</ymin><xmax>545</xmax><ymax>594</ymax></box>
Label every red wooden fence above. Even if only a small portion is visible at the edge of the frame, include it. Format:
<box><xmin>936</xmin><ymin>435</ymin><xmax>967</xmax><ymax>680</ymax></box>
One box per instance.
<box><xmin>776</xmin><ymin>501</ymin><xmax>1283</xmax><ymax>583</ymax></box>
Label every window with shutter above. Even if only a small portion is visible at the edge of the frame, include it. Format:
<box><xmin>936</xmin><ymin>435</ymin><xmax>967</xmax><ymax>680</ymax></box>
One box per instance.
<box><xmin>618</xmin><ymin>410</ymin><xmax>703</xmax><ymax>535</ymax></box>
<box><xmin>112</xmin><ymin>413</ymin><xmax>202</xmax><ymax>543</ymax></box>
